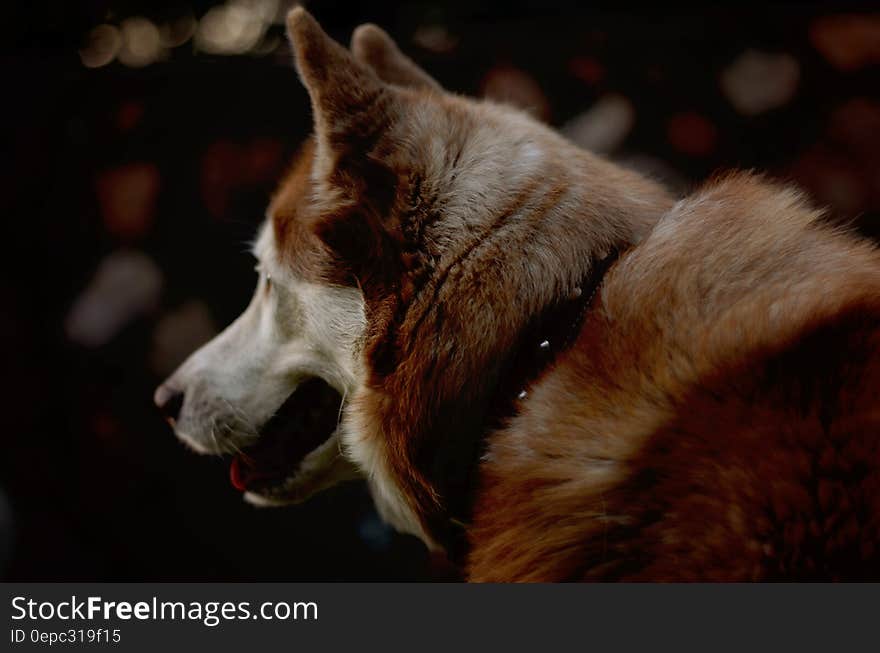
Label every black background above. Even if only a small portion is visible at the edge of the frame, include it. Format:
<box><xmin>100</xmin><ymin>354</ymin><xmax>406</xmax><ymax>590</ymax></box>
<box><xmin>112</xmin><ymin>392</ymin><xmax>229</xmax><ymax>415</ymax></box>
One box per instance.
<box><xmin>1</xmin><ymin>1</ymin><xmax>878</xmax><ymax>580</ymax></box>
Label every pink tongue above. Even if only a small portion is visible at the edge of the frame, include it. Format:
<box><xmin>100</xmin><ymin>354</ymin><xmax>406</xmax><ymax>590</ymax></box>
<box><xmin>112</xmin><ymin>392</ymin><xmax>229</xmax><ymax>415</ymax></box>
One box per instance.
<box><xmin>229</xmin><ymin>455</ymin><xmax>277</xmax><ymax>492</ymax></box>
<box><xmin>230</xmin><ymin>456</ymin><xmax>248</xmax><ymax>492</ymax></box>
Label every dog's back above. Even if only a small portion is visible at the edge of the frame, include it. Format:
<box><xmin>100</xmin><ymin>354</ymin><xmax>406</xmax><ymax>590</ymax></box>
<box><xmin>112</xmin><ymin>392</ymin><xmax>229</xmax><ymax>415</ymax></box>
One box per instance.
<box><xmin>469</xmin><ymin>173</ymin><xmax>880</xmax><ymax>581</ymax></box>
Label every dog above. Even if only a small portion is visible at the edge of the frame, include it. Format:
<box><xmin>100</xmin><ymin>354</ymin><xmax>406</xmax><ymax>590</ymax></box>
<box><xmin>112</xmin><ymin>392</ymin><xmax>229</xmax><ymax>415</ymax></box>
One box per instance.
<box><xmin>155</xmin><ymin>8</ymin><xmax>880</xmax><ymax>580</ymax></box>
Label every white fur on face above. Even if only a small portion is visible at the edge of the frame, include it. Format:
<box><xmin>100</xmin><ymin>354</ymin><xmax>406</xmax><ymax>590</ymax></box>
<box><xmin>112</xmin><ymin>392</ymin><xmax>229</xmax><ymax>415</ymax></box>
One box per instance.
<box><xmin>161</xmin><ymin>217</ymin><xmax>428</xmax><ymax>540</ymax></box>
<box><xmin>161</xmin><ymin>95</ymin><xmax>607</xmax><ymax>545</ymax></box>
<box><xmin>160</xmin><ymin>222</ymin><xmax>367</xmax><ymax>504</ymax></box>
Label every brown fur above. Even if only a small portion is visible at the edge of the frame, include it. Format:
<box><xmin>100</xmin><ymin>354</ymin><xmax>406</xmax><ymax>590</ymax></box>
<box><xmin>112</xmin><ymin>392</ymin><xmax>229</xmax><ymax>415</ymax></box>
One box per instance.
<box><xmin>274</xmin><ymin>9</ymin><xmax>880</xmax><ymax>579</ymax></box>
<box><xmin>468</xmin><ymin>176</ymin><xmax>880</xmax><ymax>580</ymax></box>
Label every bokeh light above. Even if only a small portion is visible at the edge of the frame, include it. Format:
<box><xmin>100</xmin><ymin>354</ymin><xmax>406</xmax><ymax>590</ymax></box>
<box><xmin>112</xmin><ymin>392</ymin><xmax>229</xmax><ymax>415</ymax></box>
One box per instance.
<box><xmin>79</xmin><ymin>24</ymin><xmax>122</xmax><ymax>68</ymax></box>
<box><xmin>160</xmin><ymin>13</ymin><xmax>198</xmax><ymax>48</ymax></box>
<box><xmin>196</xmin><ymin>4</ymin><xmax>265</xmax><ymax>54</ymax></box>
<box><xmin>118</xmin><ymin>17</ymin><xmax>163</xmax><ymax>68</ymax></box>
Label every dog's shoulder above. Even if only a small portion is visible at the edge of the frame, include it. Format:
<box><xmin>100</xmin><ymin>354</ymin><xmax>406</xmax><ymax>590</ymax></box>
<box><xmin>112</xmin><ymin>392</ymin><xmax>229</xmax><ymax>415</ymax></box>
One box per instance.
<box><xmin>605</xmin><ymin>171</ymin><xmax>880</xmax><ymax>382</ymax></box>
<box><xmin>468</xmin><ymin>173</ymin><xmax>880</xmax><ymax>581</ymax></box>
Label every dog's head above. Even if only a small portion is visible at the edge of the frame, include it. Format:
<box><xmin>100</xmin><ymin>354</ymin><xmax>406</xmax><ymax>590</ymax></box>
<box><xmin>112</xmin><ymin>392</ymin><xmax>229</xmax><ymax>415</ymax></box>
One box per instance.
<box><xmin>155</xmin><ymin>9</ymin><xmax>670</xmax><ymax>543</ymax></box>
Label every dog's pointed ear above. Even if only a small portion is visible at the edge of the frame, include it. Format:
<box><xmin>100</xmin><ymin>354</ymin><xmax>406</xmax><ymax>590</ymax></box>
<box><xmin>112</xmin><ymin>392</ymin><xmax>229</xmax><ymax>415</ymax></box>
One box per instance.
<box><xmin>286</xmin><ymin>8</ymin><xmax>392</xmax><ymax>154</ymax></box>
<box><xmin>351</xmin><ymin>23</ymin><xmax>442</xmax><ymax>91</ymax></box>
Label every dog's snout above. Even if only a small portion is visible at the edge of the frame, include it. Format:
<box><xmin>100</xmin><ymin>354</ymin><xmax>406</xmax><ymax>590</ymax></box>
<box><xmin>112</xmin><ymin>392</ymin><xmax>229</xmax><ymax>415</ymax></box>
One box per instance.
<box><xmin>154</xmin><ymin>384</ymin><xmax>184</xmax><ymax>426</ymax></box>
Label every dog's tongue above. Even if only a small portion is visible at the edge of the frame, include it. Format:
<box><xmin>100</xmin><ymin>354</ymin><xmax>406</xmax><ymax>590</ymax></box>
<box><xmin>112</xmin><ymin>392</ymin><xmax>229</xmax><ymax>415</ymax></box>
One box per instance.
<box><xmin>229</xmin><ymin>455</ymin><xmax>279</xmax><ymax>492</ymax></box>
<box><xmin>229</xmin><ymin>456</ymin><xmax>247</xmax><ymax>492</ymax></box>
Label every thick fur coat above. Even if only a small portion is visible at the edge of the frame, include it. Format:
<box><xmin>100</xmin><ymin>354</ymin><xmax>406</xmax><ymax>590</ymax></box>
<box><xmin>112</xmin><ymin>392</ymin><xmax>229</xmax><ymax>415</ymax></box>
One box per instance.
<box><xmin>159</xmin><ymin>9</ymin><xmax>880</xmax><ymax>581</ymax></box>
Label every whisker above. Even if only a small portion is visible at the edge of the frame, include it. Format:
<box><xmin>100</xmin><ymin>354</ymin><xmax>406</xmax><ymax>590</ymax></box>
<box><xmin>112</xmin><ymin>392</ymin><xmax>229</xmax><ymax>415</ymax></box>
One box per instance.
<box><xmin>220</xmin><ymin>398</ymin><xmax>259</xmax><ymax>433</ymax></box>
<box><xmin>208</xmin><ymin>421</ymin><xmax>225</xmax><ymax>458</ymax></box>
<box><xmin>216</xmin><ymin>421</ymin><xmax>250</xmax><ymax>458</ymax></box>
<box><xmin>336</xmin><ymin>388</ymin><xmax>348</xmax><ymax>455</ymax></box>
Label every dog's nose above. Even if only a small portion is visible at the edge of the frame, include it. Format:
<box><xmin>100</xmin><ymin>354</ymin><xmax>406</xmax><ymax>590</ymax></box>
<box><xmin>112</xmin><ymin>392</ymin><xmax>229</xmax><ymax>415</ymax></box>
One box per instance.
<box><xmin>154</xmin><ymin>384</ymin><xmax>184</xmax><ymax>426</ymax></box>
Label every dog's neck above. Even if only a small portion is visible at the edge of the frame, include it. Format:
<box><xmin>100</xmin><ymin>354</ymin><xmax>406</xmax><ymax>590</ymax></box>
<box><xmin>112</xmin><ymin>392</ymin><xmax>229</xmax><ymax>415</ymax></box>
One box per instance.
<box><xmin>434</xmin><ymin>248</ymin><xmax>623</xmax><ymax>562</ymax></box>
<box><xmin>354</xmin><ymin>145</ymin><xmax>674</xmax><ymax>555</ymax></box>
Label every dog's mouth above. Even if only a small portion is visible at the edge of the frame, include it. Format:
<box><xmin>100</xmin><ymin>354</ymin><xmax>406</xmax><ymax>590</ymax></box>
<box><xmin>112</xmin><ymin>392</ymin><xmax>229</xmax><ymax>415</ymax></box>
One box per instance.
<box><xmin>228</xmin><ymin>377</ymin><xmax>343</xmax><ymax>494</ymax></box>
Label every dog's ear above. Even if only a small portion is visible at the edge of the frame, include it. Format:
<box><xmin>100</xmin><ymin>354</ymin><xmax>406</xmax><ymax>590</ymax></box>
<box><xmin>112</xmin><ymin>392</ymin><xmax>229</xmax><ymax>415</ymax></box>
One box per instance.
<box><xmin>286</xmin><ymin>9</ymin><xmax>405</xmax><ymax>290</ymax></box>
<box><xmin>286</xmin><ymin>8</ymin><xmax>394</xmax><ymax>169</ymax></box>
<box><xmin>351</xmin><ymin>24</ymin><xmax>442</xmax><ymax>91</ymax></box>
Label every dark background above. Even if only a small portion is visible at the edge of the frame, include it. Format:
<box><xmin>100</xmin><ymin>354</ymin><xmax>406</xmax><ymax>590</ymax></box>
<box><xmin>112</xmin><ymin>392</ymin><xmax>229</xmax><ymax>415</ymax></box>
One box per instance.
<box><xmin>1</xmin><ymin>1</ymin><xmax>878</xmax><ymax>580</ymax></box>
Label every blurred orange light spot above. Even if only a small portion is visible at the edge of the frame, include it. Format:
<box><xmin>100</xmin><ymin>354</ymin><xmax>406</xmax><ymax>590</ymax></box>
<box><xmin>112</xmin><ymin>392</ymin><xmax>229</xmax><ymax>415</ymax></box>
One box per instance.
<box><xmin>667</xmin><ymin>112</ymin><xmax>718</xmax><ymax>157</ymax></box>
<box><xmin>569</xmin><ymin>57</ymin><xmax>605</xmax><ymax>85</ymax></box>
<box><xmin>810</xmin><ymin>14</ymin><xmax>880</xmax><ymax>72</ymax></box>
<box><xmin>116</xmin><ymin>101</ymin><xmax>144</xmax><ymax>133</ymax></box>
<box><xmin>95</xmin><ymin>163</ymin><xmax>161</xmax><ymax>239</ymax></box>
<box><xmin>481</xmin><ymin>65</ymin><xmax>551</xmax><ymax>122</ymax></box>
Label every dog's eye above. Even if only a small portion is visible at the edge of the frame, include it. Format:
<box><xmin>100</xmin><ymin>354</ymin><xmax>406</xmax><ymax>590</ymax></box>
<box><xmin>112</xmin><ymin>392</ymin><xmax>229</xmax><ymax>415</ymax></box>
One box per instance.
<box><xmin>264</xmin><ymin>273</ymin><xmax>272</xmax><ymax>292</ymax></box>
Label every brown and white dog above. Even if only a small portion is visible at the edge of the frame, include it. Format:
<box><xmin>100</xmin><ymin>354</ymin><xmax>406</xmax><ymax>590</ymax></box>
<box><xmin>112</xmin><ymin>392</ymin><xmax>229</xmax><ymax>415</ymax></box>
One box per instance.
<box><xmin>155</xmin><ymin>8</ymin><xmax>880</xmax><ymax>581</ymax></box>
